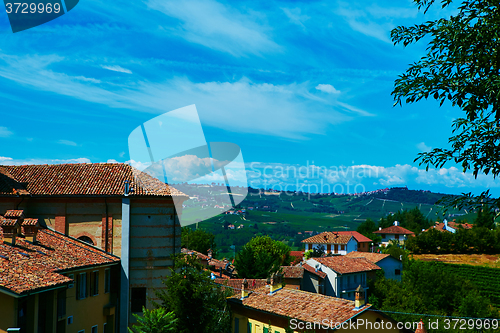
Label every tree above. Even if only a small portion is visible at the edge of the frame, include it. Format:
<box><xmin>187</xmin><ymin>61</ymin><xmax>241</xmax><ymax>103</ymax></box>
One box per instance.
<box><xmin>392</xmin><ymin>0</ymin><xmax>500</xmax><ymax>211</ymax></box>
<box><xmin>234</xmin><ymin>235</ymin><xmax>292</xmax><ymax>279</ymax></box>
<box><xmin>181</xmin><ymin>227</ymin><xmax>217</xmax><ymax>256</ymax></box>
<box><xmin>474</xmin><ymin>204</ymin><xmax>495</xmax><ymax>229</ymax></box>
<box><xmin>128</xmin><ymin>307</ymin><xmax>177</xmax><ymax>333</ymax></box>
<box><xmin>156</xmin><ymin>254</ymin><xmax>232</xmax><ymax>333</ymax></box>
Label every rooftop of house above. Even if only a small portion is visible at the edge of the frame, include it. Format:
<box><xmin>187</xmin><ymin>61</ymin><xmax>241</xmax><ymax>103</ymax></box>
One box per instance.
<box><xmin>0</xmin><ymin>211</ymin><xmax>120</xmax><ymax>296</ymax></box>
<box><xmin>312</xmin><ymin>256</ymin><xmax>381</xmax><ymax>274</ymax></box>
<box><xmin>301</xmin><ymin>232</ymin><xmax>353</xmax><ymax>245</ymax></box>
<box><xmin>214</xmin><ymin>278</ymin><xmax>267</xmax><ymax>294</ymax></box>
<box><xmin>230</xmin><ymin>287</ymin><xmax>371</xmax><ymax>324</ymax></box>
<box><xmin>302</xmin><ymin>263</ymin><xmax>327</xmax><ymax>278</ymax></box>
<box><xmin>345</xmin><ymin>251</ymin><xmax>393</xmax><ymax>263</ymax></box>
<box><xmin>0</xmin><ymin>163</ymin><xmax>187</xmax><ymax>197</ymax></box>
<box><xmin>427</xmin><ymin>221</ymin><xmax>473</xmax><ymax>233</ymax></box>
<box><xmin>334</xmin><ymin>231</ymin><xmax>372</xmax><ymax>243</ymax></box>
<box><xmin>373</xmin><ymin>225</ymin><xmax>415</xmax><ymax>235</ymax></box>
<box><xmin>281</xmin><ymin>266</ymin><xmax>304</xmax><ymax>279</ymax></box>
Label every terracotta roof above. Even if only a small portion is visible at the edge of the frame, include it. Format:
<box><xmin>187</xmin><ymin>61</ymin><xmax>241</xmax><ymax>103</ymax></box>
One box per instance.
<box><xmin>4</xmin><ymin>210</ymin><xmax>24</xmax><ymax>218</ymax></box>
<box><xmin>0</xmin><ymin>166</ymin><xmax>29</xmax><ymax>196</ymax></box>
<box><xmin>1</xmin><ymin>163</ymin><xmax>186</xmax><ymax>197</ymax></box>
<box><xmin>345</xmin><ymin>251</ymin><xmax>392</xmax><ymax>263</ymax></box>
<box><xmin>0</xmin><ymin>218</ymin><xmax>18</xmax><ymax>227</ymax></box>
<box><xmin>231</xmin><ymin>287</ymin><xmax>371</xmax><ymax>324</ymax></box>
<box><xmin>0</xmin><ymin>228</ymin><xmax>120</xmax><ymax>295</ymax></box>
<box><xmin>281</xmin><ymin>266</ymin><xmax>304</xmax><ymax>279</ymax></box>
<box><xmin>214</xmin><ymin>278</ymin><xmax>267</xmax><ymax>294</ymax></box>
<box><xmin>290</xmin><ymin>251</ymin><xmax>304</xmax><ymax>258</ymax></box>
<box><xmin>427</xmin><ymin>221</ymin><xmax>473</xmax><ymax>233</ymax></box>
<box><xmin>373</xmin><ymin>225</ymin><xmax>415</xmax><ymax>235</ymax></box>
<box><xmin>22</xmin><ymin>218</ymin><xmax>39</xmax><ymax>226</ymax></box>
<box><xmin>302</xmin><ymin>263</ymin><xmax>327</xmax><ymax>278</ymax></box>
<box><xmin>302</xmin><ymin>232</ymin><xmax>353</xmax><ymax>245</ymax></box>
<box><xmin>334</xmin><ymin>231</ymin><xmax>372</xmax><ymax>243</ymax></box>
<box><xmin>313</xmin><ymin>257</ymin><xmax>381</xmax><ymax>274</ymax></box>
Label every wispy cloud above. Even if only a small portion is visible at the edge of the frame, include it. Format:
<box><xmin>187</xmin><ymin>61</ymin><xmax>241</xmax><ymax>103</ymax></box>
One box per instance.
<box><xmin>147</xmin><ymin>0</ymin><xmax>280</xmax><ymax>56</ymax></box>
<box><xmin>316</xmin><ymin>84</ymin><xmax>340</xmax><ymax>94</ymax></box>
<box><xmin>101</xmin><ymin>65</ymin><xmax>133</xmax><ymax>74</ymax></box>
<box><xmin>58</xmin><ymin>139</ymin><xmax>78</xmax><ymax>146</ymax></box>
<box><xmin>282</xmin><ymin>7</ymin><xmax>310</xmax><ymax>30</ymax></box>
<box><xmin>0</xmin><ymin>126</ymin><xmax>13</xmax><ymax>137</ymax></box>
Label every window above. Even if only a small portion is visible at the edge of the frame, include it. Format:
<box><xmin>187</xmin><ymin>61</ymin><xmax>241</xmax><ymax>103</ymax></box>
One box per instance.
<box><xmin>91</xmin><ymin>325</ymin><xmax>98</xmax><ymax>333</ymax></box>
<box><xmin>91</xmin><ymin>271</ymin><xmax>99</xmax><ymax>296</ymax></box>
<box><xmin>341</xmin><ymin>245</ymin><xmax>345</xmax><ymax>251</ymax></box>
<box><xmin>381</xmin><ymin>234</ymin><xmax>386</xmax><ymax>239</ymax></box>
<box><xmin>247</xmin><ymin>322</ymin><xmax>252</xmax><ymax>333</ymax></box>
<box><xmin>68</xmin><ymin>274</ymin><xmax>74</xmax><ymax>288</ymax></box>
<box><xmin>263</xmin><ymin>327</ymin><xmax>268</xmax><ymax>333</ymax></box>
<box><xmin>78</xmin><ymin>330</ymin><xmax>85</xmax><ymax>333</ymax></box>
<box><xmin>104</xmin><ymin>268</ymin><xmax>111</xmax><ymax>293</ymax></box>
<box><xmin>131</xmin><ymin>288</ymin><xmax>147</xmax><ymax>313</ymax></box>
<box><xmin>77</xmin><ymin>273</ymin><xmax>87</xmax><ymax>300</ymax></box>
<box><xmin>395</xmin><ymin>269</ymin><xmax>401</xmax><ymax>275</ymax></box>
<box><xmin>395</xmin><ymin>234</ymin><xmax>400</xmax><ymax>240</ymax></box>
<box><xmin>67</xmin><ymin>316</ymin><xmax>73</xmax><ymax>324</ymax></box>
<box><xmin>234</xmin><ymin>318</ymin><xmax>239</xmax><ymax>333</ymax></box>
<box><xmin>103</xmin><ymin>323</ymin><xmax>107</xmax><ymax>333</ymax></box>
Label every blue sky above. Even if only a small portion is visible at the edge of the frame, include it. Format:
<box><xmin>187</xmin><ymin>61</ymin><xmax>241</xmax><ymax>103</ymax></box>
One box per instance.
<box><xmin>1</xmin><ymin>0</ymin><xmax>499</xmax><ymax>196</ymax></box>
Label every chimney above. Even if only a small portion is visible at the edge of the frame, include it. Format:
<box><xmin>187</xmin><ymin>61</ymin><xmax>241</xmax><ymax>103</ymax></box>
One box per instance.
<box><xmin>354</xmin><ymin>285</ymin><xmax>365</xmax><ymax>309</ymax></box>
<box><xmin>208</xmin><ymin>248</ymin><xmax>212</xmax><ymax>259</ymax></box>
<box><xmin>22</xmin><ymin>218</ymin><xmax>40</xmax><ymax>243</ymax></box>
<box><xmin>1</xmin><ymin>218</ymin><xmax>20</xmax><ymax>245</ymax></box>
<box><xmin>444</xmin><ymin>219</ymin><xmax>448</xmax><ymax>230</ymax></box>
<box><xmin>393</xmin><ymin>221</ymin><xmax>399</xmax><ymax>226</ymax></box>
<box><xmin>378</xmin><ymin>227</ymin><xmax>382</xmax><ymax>231</ymax></box>
<box><xmin>241</xmin><ymin>278</ymin><xmax>249</xmax><ymax>299</ymax></box>
<box><xmin>268</xmin><ymin>272</ymin><xmax>283</xmax><ymax>294</ymax></box>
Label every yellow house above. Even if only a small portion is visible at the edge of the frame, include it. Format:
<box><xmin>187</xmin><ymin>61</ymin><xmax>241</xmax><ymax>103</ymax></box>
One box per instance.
<box><xmin>228</xmin><ymin>275</ymin><xmax>410</xmax><ymax>333</ymax></box>
<box><xmin>0</xmin><ymin>210</ymin><xmax>120</xmax><ymax>333</ymax></box>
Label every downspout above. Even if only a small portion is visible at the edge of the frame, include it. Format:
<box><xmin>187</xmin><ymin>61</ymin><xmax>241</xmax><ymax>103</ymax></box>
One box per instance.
<box><xmin>105</xmin><ymin>197</ymin><xmax>109</xmax><ymax>253</ymax></box>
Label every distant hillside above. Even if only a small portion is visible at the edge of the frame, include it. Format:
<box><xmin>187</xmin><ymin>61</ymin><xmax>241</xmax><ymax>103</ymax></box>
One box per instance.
<box><xmin>182</xmin><ymin>185</ymin><xmax>471</xmax><ymax>259</ymax></box>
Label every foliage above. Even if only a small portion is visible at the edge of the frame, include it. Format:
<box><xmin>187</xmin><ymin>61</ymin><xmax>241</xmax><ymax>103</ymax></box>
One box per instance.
<box><xmin>392</xmin><ymin>0</ymin><xmax>500</xmax><ymax>211</ymax></box>
<box><xmin>371</xmin><ymin>259</ymin><xmax>499</xmax><ymax>332</ymax></box>
<box><xmin>234</xmin><ymin>235</ymin><xmax>292</xmax><ymax>279</ymax></box>
<box><xmin>474</xmin><ymin>204</ymin><xmax>495</xmax><ymax>229</ymax></box>
<box><xmin>406</xmin><ymin>227</ymin><xmax>500</xmax><ymax>254</ymax></box>
<box><xmin>378</xmin><ymin>207</ymin><xmax>431</xmax><ymax>233</ymax></box>
<box><xmin>156</xmin><ymin>254</ymin><xmax>232</xmax><ymax>333</ymax></box>
<box><xmin>128</xmin><ymin>307</ymin><xmax>177</xmax><ymax>333</ymax></box>
<box><xmin>356</xmin><ymin>218</ymin><xmax>382</xmax><ymax>243</ymax></box>
<box><xmin>181</xmin><ymin>227</ymin><xmax>217</xmax><ymax>256</ymax></box>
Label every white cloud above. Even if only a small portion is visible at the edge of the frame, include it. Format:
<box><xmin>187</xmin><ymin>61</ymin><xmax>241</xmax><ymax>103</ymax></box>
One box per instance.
<box><xmin>315</xmin><ymin>84</ymin><xmax>340</xmax><ymax>94</ymax></box>
<box><xmin>58</xmin><ymin>139</ymin><xmax>78</xmax><ymax>146</ymax></box>
<box><xmin>101</xmin><ymin>65</ymin><xmax>133</xmax><ymax>74</ymax></box>
<box><xmin>417</xmin><ymin>142</ymin><xmax>432</xmax><ymax>152</ymax></box>
<box><xmin>246</xmin><ymin>162</ymin><xmax>500</xmax><ymax>194</ymax></box>
<box><xmin>0</xmin><ymin>126</ymin><xmax>13</xmax><ymax>137</ymax></box>
<box><xmin>147</xmin><ymin>0</ymin><xmax>280</xmax><ymax>56</ymax></box>
<box><xmin>0</xmin><ymin>157</ymin><xmax>91</xmax><ymax>165</ymax></box>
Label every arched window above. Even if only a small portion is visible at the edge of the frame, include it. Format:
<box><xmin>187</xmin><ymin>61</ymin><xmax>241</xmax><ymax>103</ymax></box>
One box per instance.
<box><xmin>78</xmin><ymin>236</ymin><xmax>94</xmax><ymax>246</ymax></box>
